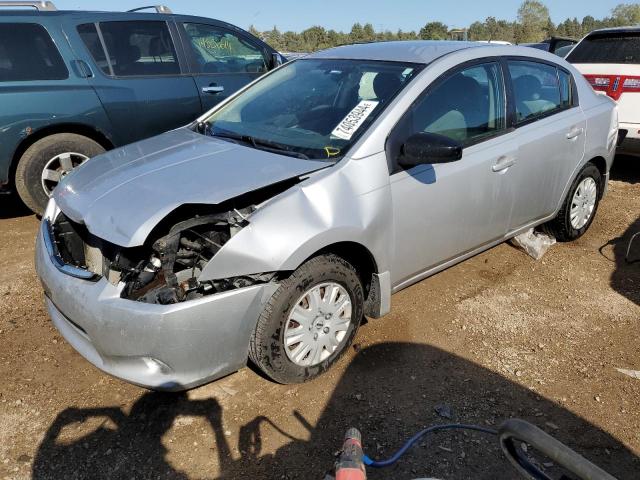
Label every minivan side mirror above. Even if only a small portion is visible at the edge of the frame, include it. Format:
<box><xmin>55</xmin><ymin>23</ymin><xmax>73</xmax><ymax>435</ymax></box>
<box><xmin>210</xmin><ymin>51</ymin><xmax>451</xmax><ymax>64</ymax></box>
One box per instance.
<box><xmin>271</xmin><ymin>53</ymin><xmax>284</xmax><ymax>69</ymax></box>
<box><xmin>398</xmin><ymin>132</ymin><xmax>463</xmax><ymax>168</ymax></box>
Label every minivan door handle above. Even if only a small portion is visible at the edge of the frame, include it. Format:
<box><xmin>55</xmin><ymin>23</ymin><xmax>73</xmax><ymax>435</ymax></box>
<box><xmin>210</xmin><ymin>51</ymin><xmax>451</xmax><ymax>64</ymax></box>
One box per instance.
<box><xmin>492</xmin><ymin>155</ymin><xmax>516</xmax><ymax>172</ymax></box>
<box><xmin>566</xmin><ymin>127</ymin><xmax>584</xmax><ymax>140</ymax></box>
<box><xmin>202</xmin><ymin>85</ymin><xmax>224</xmax><ymax>94</ymax></box>
<box><xmin>71</xmin><ymin>59</ymin><xmax>93</xmax><ymax>78</ymax></box>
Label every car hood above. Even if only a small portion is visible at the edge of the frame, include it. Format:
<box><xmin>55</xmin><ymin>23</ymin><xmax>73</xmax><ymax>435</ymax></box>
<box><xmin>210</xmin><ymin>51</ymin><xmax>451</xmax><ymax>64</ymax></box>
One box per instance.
<box><xmin>54</xmin><ymin>128</ymin><xmax>330</xmax><ymax>247</ymax></box>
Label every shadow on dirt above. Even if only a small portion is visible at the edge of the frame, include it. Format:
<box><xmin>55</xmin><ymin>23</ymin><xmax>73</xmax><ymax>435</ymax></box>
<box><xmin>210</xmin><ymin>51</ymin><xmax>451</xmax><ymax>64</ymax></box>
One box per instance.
<box><xmin>0</xmin><ymin>192</ymin><xmax>32</xmax><ymax>219</ymax></box>
<box><xmin>610</xmin><ymin>155</ymin><xmax>639</xmax><ymax>184</ymax></box>
<box><xmin>608</xmin><ymin>216</ymin><xmax>640</xmax><ymax>306</ymax></box>
<box><xmin>32</xmin><ymin>343</ymin><xmax>639</xmax><ymax>479</ymax></box>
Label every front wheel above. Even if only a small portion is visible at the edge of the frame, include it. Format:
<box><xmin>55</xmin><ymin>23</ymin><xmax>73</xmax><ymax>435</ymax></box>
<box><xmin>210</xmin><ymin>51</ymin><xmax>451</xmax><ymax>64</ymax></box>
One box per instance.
<box><xmin>249</xmin><ymin>254</ymin><xmax>364</xmax><ymax>384</ymax></box>
<box><xmin>544</xmin><ymin>163</ymin><xmax>602</xmax><ymax>242</ymax></box>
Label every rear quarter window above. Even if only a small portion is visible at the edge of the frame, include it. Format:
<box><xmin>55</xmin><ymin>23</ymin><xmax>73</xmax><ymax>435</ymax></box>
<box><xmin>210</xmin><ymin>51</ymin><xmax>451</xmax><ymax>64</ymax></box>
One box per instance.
<box><xmin>567</xmin><ymin>32</ymin><xmax>640</xmax><ymax>64</ymax></box>
<box><xmin>0</xmin><ymin>23</ymin><xmax>68</xmax><ymax>82</ymax></box>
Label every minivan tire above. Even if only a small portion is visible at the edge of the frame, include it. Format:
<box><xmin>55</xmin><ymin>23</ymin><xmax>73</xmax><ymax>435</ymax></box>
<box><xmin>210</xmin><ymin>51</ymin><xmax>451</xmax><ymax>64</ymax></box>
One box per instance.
<box><xmin>15</xmin><ymin>133</ymin><xmax>105</xmax><ymax>215</ymax></box>
<box><xmin>249</xmin><ymin>254</ymin><xmax>364</xmax><ymax>384</ymax></box>
<box><xmin>545</xmin><ymin>163</ymin><xmax>602</xmax><ymax>242</ymax></box>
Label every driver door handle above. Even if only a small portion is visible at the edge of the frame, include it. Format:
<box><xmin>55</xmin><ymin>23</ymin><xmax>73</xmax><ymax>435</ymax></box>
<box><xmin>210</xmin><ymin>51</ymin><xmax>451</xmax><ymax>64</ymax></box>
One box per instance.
<box><xmin>566</xmin><ymin>127</ymin><xmax>584</xmax><ymax>140</ymax></box>
<box><xmin>202</xmin><ymin>85</ymin><xmax>224</xmax><ymax>94</ymax></box>
<box><xmin>492</xmin><ymin>155</ymin><xmax>516</xmax><ymax>172</ymax></box>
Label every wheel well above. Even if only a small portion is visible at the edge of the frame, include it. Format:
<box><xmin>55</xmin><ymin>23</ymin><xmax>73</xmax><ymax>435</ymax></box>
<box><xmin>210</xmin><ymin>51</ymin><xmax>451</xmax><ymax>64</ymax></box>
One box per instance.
<box><xmin>588</xmin><ymin>156</ymin><xmax>607</xmax><ymax>179</ymax></box>
<box><xmin>587</xmin><ymin>156</ymin><xmax>607</xmax><ymax>197</ymax></box>
<box><xmin>314</xmin><ymin>241</ymin><xmax>378</xmax><ymax>299</ymax></box>
<box><xmin>8</xmin><ymin>123</ymin><xmax>114</xmax><ymax>188</ymax></box>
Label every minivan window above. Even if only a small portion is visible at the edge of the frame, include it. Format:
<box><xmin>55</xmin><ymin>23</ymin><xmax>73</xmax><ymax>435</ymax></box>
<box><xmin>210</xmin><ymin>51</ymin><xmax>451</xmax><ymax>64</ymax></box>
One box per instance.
<box><xmin>0</xmin><ymin>23</ymin><xmax>68</xmax><ymax>82</ymax></box>
<box><xmin>400</xmin><ymin>62</ymin><xmax>506</xmax><ymax>146</ymax></box>
<box><xmin>508</xmin><ymin>61</ymin><xmax>562</xmax><ymax>123</ymax></box>
<box><xmin>567</xmin><ymin>32</ymin><xmax>640</xmax><ymax>64</ymax></box>
<box><xmin>77</xmin><ymin>23</ymin><xmax>109</xmax><ymax>73</ymax></box>
<box><xmin>182</xmin><ymin>23</ymin><xmax>267</xmax><ymax>74</ymax></box>
<box><xmin>81</xmin><ymin>21</ymin><xmax>180</xmax><ymax>76</ymax></box>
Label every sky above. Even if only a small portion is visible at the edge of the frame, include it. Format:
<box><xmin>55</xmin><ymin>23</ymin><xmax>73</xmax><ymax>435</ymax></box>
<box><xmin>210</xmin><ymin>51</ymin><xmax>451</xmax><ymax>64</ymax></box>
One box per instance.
<box><xmin>54</xmin><ymin>0</ymin><xmax>638</xmax><ymax>32</ymax></box>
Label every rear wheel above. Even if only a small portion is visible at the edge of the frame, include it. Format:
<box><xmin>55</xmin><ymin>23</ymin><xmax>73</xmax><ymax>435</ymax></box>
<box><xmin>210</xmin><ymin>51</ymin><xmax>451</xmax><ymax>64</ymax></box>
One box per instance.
<box><xmin>249</xmin><ymin>254</ymin><xmax>364</xmax><ymax>384</ymax></box>
<box><xmin>545</xmin><ymin>163</ymin><xmax>602</xmax><ymax>242</ymax></box>
<box><xmin>15</xmin><ymin>133</ymin><xmax>105</xmax><ymax>215</ymax></box>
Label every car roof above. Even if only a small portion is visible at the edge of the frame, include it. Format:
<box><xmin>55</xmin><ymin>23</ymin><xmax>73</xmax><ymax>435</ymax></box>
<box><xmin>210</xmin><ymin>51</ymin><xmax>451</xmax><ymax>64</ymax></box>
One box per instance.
<box><xmin>585</xmin><ymin>26</ymin><xmax>640</xmax><ymax>35</ymax></box>
<box><xmin>305</xmin><ymin>40</ymin><xmax>573</xmax><ymax>65</ymax></box>
<box><xmin>306</xmin><ymin>41</ymin><xmax>486</xmax><ymax>64</ymax></box>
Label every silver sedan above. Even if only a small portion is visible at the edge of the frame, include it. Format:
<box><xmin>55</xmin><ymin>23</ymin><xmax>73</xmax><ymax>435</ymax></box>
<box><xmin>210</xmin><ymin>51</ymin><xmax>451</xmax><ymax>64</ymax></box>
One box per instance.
<box><xmin>36</xmin><ymin>41</ymin><xmax>618</xmax><ymax>390</ymax></box>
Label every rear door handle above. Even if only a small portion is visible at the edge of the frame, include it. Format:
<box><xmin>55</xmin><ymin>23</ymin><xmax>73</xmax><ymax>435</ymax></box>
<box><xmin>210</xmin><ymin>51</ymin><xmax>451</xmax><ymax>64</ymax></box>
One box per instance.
<box><xmin>492</xmin><ymin>156</ymin><xmax>516</xmax><ymax>172</ymax></box>
<box><xmin>202</xmin><ymin>85</ymin><xmax>224</xmax><ymax>94</ymax></box>
<box><xmin>566</xmin><ymin>127</ymin><xmax>584</xmax><ymax>140</ymax></box>
<box><xmin>71</xmin><ymin>59</ymin><xmax>93</xmax><ymax>78</ymax></box>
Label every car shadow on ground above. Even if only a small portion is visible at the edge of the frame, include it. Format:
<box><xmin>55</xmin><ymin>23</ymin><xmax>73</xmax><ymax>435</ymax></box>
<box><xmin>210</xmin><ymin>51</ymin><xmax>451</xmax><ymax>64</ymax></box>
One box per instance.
<box><xmin>610</xmin><ymin>154</ymin><xmax>638</xmax><ymax>184</ymax></box>
<box><xmin>32</xmin><ymin>343</ymin><xmax>639</xmax><ymax>479</ymax></box>
<box><xmin>0</xmin><ymin>192</ymin><xmax>32</xmax><ymax>219</ymax></box>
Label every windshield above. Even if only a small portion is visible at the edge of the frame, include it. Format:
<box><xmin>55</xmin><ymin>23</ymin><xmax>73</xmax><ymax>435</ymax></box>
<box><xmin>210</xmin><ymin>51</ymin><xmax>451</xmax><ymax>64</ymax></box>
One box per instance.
<box><xmin>203</xmin><ymin>59</ymin><xmax>423</xmax><ymax>160</ymax></box>
<box><xmin>567</xmin><ymin>32</ymin><xmax>640</xmax><ymax>64</ymax></box>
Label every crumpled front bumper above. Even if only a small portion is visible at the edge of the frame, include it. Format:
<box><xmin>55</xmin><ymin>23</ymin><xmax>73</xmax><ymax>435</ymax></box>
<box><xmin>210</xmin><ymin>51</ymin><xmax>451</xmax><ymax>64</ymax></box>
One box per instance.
<box><xmin>35</xmin><ymin>219</ymin><xmax>278</xmax><ymax>391</ymax></box>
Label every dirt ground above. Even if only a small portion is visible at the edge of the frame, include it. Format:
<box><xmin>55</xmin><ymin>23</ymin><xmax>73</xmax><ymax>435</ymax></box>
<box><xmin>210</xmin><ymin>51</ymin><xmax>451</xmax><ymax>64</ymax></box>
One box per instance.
<box><xmin>0</xmin><ymin>157</ymin><xmax>638</xmax><ymax>480</ymax></box>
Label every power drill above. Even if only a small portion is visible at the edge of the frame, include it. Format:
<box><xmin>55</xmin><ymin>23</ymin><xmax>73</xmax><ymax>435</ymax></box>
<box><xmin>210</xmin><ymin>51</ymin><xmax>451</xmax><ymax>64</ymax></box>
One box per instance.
<box><xmin>326</xmin><ymin>428</ymin><xmax>366</xmax><ymax>480</ymax></box>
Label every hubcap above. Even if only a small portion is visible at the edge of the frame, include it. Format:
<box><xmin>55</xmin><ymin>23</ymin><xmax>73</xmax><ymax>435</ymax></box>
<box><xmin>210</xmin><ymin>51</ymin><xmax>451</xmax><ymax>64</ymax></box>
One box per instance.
<box><xmin>41</xmin><ymin>152</ymin><xmax>89</xmax><ymax>196</ymax></box>
<box><xmin>570</xmin><ymin>177</ymin><xmax>597</xmax><ymax>230</ymax></box>
<box><xmin>283</xmin><ymin>282</ymin><xmax>352</xmax><ymax>367</ymax></box>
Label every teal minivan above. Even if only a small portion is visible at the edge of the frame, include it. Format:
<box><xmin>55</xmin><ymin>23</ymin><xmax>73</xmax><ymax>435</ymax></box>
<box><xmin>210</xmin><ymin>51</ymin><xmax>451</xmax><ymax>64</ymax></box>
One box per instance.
<box><xmin>0</xmin><ymin>2</ymin><xmax>283</xmax><ymax>213</ymax></box>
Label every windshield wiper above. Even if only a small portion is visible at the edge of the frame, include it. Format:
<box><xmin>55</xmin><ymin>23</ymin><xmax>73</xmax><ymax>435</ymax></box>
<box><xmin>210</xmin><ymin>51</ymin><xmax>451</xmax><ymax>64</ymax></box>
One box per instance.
<box><xmin>210</xmin><ymin>130</ymin><xmax>310</xmax><ymax>160</ymax></box>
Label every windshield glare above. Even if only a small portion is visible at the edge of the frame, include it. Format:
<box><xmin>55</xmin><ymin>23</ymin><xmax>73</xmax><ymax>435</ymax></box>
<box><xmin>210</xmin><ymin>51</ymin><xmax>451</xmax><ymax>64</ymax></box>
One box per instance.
<box><xmin>204</xmin><ymin>59</ymin><xmax>422</xmax><ymax>160</ymax></box>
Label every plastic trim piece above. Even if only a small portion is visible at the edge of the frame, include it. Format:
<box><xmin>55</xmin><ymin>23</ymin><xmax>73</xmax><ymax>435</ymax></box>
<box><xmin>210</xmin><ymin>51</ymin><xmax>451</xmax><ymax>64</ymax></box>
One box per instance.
<box><xmin>42</xmin><ymin>219</ymin><xmax>98</xmax><ymax>281</ymax></box>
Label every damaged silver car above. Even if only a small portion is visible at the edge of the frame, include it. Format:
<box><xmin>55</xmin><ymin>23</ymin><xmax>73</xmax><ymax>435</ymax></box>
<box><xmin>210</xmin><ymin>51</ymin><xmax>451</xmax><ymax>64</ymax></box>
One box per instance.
<box><xmin>36</xmin><ymin>41</ymin><xmax>618</xmax><ymax>390</ymax></box>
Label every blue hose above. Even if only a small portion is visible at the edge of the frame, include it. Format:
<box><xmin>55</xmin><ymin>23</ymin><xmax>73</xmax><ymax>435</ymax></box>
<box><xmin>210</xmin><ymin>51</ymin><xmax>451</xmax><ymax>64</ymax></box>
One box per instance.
<box><xmin>362</xmin><ymin>423</ymin><xmax>498</xmax><ymax>468</ymax></box>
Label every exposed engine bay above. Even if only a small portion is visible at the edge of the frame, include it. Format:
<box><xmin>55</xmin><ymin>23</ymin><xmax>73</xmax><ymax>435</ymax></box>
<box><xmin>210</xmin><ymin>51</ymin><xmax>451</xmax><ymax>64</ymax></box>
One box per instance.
<box><xmin>50</xmin><ymin>181</ymin><xmax>299</xmax><ymax>305</ymax></box>
<box><xmin>118</xmin><ymin>209</ymin><xmax>276</xmax><ymax>304</ymax></box>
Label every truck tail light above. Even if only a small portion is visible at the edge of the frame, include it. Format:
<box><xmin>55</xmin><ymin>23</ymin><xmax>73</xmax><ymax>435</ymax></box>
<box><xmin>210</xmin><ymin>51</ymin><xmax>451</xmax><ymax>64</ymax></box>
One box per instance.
<box><xmin>583</xmin><ymin>74</ymin><xmax>640</xmax><ymax>101</ymax></box>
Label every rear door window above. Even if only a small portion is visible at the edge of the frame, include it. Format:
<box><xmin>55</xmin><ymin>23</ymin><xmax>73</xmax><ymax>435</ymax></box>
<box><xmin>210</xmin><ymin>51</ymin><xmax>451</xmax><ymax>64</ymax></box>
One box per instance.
<box><xmin>77</xmin><ymin>23</ymin><xmax>109</xmax><ymax>73</ymax></box>
<box><xmin>0</xmin><ymin>23</ymin><xmax>68</xmax><ymax>81</ymax></box>
<box><xmin>508</xmin><ymin>61</ymin><xmax>563</xmax><ymax>123</ymax></box>
<box><xmin>182</xmin><ymin>23</ymin><xmax>267</xmax><ymax>74</ymax></box>
<box><xmin>567</xmin><ymin>32</ymin><xmax>640</xmax><ymax>64</ymax></box>
<box><xmin>78</xmin><ymin>21</ymin><xmax>180</xmax><ymax>76</ymax></box>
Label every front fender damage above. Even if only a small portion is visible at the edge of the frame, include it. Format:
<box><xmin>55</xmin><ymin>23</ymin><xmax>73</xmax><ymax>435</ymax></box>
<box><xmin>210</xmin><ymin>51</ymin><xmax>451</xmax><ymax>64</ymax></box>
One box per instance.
<box><xmin>120</xmin><ymin>208</ymin><xmax>279</xmax><ymax>304</ymax></box>
<box><xmin>50</xmin><ymin>180</ymin><xmax>302</xmax><ymax>305</ymax></box>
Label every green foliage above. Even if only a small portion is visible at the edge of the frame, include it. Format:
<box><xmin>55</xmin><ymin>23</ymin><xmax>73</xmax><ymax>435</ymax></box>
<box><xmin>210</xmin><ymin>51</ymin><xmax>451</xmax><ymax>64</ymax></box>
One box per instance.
<box><xmin>516</xmin><ymin>0</ymin><xmax>550</xmax><ymax>42</ymax></box>
<box><xmin>611</xmin><ymin>4</ymin><xmax>640</xmax><ymax>25</ymax></box>
<box><xmin>419</xmin><ymin>22</ymin><xmax>449</xmax><ymax>40</ymax></box>
<box><xmin>255</xmin><ymin>2</ymin><xmax>638</xmax><ymax>52</ymax></box>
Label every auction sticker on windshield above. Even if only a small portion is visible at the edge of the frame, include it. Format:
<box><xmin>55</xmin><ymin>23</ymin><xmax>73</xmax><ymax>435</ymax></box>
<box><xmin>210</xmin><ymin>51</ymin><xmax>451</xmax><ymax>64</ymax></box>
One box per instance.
<box><xmin>331</xmin><ymin>100</ymin><xmax>379</xmax><ymax>140</ymax></box>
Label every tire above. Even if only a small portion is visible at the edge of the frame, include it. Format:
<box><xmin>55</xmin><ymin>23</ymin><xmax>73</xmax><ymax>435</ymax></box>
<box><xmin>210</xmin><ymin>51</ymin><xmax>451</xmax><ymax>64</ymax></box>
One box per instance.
<box><xmin>544</xmin><ymin>163</ymin><xmax>602</xmax><ymax>242</ymax></box>
<box><xmin>249</xmin><ymin>254</ymin><xmax>364</xmax><ymax>384</ymax></box>
<box><xmin>15</xmin><ymin>133</ymin><xmax>105</xmax><ymax>215</ymax></box>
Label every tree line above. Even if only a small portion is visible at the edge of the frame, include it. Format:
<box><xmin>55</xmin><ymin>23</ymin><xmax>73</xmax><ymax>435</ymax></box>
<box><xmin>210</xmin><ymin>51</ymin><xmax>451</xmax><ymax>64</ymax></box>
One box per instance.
<box><xmin>248</xmin><ymin>1</ymin><xmax>640</xmax><ymax>52</ymax></box>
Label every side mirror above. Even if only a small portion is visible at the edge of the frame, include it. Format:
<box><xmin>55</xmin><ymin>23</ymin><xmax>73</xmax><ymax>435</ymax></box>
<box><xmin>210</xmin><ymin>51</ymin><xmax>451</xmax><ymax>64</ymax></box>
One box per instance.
<box><xmin>398</xmin><ymin>132</ymin><xmax>463</xmax><ymax>168</ymax></box>
<box><xmin>271</xmin><ymin>53</ymin><xmax>283</xmax><ymax>69</ymax></box>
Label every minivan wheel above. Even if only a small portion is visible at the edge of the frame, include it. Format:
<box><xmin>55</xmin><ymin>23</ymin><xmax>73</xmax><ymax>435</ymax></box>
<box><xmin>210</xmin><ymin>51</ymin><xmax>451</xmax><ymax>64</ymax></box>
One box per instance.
<box><xmin>249</xmin><ymin>254</ymin><xmax>364</xmax><ymax>384</ymax></box>
<box><xmin>545</xmin><ymin>163</ymin><xmax>602</xmax><ymax>242</ymax></box>
<box><xmin>15</xmin><ymin>133</ymin><xmax>105</xmax><ymax>215</ymax></box>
